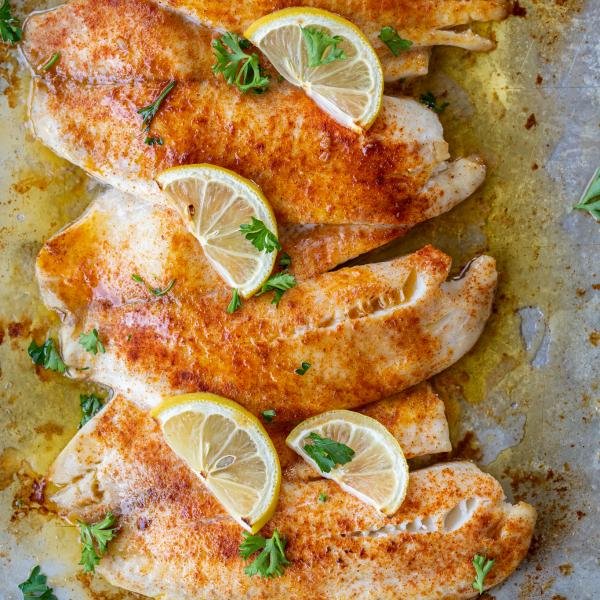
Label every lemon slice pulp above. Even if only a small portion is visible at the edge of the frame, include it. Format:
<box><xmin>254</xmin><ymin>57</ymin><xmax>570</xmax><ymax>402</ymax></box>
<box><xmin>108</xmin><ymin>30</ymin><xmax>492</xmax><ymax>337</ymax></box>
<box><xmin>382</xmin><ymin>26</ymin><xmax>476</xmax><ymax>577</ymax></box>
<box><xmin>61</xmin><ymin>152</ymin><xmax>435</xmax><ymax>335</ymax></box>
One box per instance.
<box><xmin>156</xmin><ymin>164</ymin><xmax>278</xmax><ymax>297</ymax></box>
<box><xmin>286</xmin><ymin>409</ymin><xmax>408</xmax><ymax>515</ymax></box>
<box><xmin>152</xmin><ymin>392</ymin><xmax>281</xmax><ymax>533</ymax></box>
<box><xmin>245</xmin><ymin>7</ymin><xmax>384</xmax><ymax>131</ymax></box>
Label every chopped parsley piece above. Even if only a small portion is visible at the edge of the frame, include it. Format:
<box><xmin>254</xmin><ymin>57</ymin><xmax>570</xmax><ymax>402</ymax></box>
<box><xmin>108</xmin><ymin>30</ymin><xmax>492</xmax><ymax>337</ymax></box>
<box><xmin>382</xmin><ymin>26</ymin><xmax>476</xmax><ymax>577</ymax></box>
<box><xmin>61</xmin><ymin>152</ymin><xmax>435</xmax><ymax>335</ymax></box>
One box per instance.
<box><xmin>137</xmin><ymin>80</ymin><xmax>176</xmax><ymax>132</ymax></box>
<box><xmin>0</xmin><ymin>0</ymin><xmax>21</xmax><ymax>44</ymax></box>
<box><xmin>574</xmin><ymin>167</ymin><xmax>600</xmax><ymax>220</ymax></box>
<box><xmin>419</xmin><ymin>91</ymin><xmax>449</xmax><ymax>114</ymax></box>
<box><xmin>295</xmin><ymin>361</ymin><xmax>311</xmax><ymax>375</ymax></box>
<box><xmin>78</xmin><ymin>328</ymin><xmax>105</xmax><ymax>355</ymax></box>
<box><xmin>40</xmin><ymin>52</ymin><xmax>60</xmax><ymax>72</ymax></box>
<box><xmin>212</xmin><ymin>32</ymin><xmax>270</xmax><ymax>94</ymax></box>
<box><xmin>28</xmin><ymin>338</ymin><xmax>67</xmax><ymax>374</ymax></box>
<box><xmin>378</xmin><ymin>26</ymin><xmax>412</xmax><ymax>56</ymax></box>
<box><xmin>303</xmin><ymin>432</ymin><xmax>354</xmax><ymax>473</ymax></box>
<box><xmin>79</xmin><ymin>393</ymin><xmax>104</xmax><ymax>428</ymax></box>
<box><xmin>261</xmin><ymin>409</ymin><xmax>276</xmax><ymax>423</ymax></box>
<box><xmin>239</xmin><ymin>529</ymin><xmax>290</xmax><ymax>578</ymax></box>
<box><xmin>278</xmin><ymin>252</ymin><xmax>292</xmax><ymax>268</ymax></box>
<box><xmin>472</xmin><ymin>554</ymin><xmax>494</xmax><ymax>594</ymax></box>
<box><xmin>132</xmin><ymin>273</ymin><xmax>176</xmax><ymax>297</ymax></box>
<box><xmin>18</xmin><ymin>565</ymin><xmax>57</xmax><ymax>600</ymax></box>
<box><xmin>256</xmin><ymin>272</ymin><xmax>297</xmax><ymax>305</ymax></box>
<box><xmin>144</xmin><ymin>135</ymin><xmax>163</xmax><ymax>146</ymax></box>
<box><xmin>318</xmin><ymin>492</ymin><xmax>328</xmax><ymax>503</ymax></box>
<box><xmin>301</xmin><ymin>26</ymin><xmax>347</xmax><ymax>68</ymax></box>
<box><xmin>227</xmin><ymin>288</ymin><xmax>242</xmax><ymax>313</ymax></box>
<box><xmin>240</xmin><ymin>217</ymin><xmax>281</xmax><ymax>253</ymax></box>
<box><xmin>78</xmin><ymin>512</ymin><xmax>117</xmax><ymax>573</ymax></box>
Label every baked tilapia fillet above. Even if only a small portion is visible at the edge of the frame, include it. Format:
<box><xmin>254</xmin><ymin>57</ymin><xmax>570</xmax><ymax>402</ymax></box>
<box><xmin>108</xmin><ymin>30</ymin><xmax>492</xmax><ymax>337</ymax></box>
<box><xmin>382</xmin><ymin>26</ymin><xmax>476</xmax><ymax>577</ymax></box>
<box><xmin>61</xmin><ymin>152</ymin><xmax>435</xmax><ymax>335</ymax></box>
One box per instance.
<box><xmin>158</xmin><ymin>0</ymin><xmax>509</xmax><ymax>81</ymax></box>
<box><xmin>36</xmin><ymin>189</ymin><xmax>497</xmax><ymax>422</ymax></box>
<box><xmin>49</xmin><ymin>395</ymin><xmax>535</xmax><ymax>599</ymax></box>
<box><xmin>22</xmin><ymin>0</ymin><xmax>487</xmax><ymax>228</ymax></box>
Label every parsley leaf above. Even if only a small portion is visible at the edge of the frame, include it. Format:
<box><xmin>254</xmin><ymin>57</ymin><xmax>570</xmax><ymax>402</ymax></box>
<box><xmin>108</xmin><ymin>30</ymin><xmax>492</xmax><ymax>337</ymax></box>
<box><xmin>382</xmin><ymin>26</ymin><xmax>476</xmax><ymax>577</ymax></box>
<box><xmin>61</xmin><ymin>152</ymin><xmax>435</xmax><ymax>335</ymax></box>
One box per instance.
<box><xmin>472</xmin><ymin>554</ymin><xmax>494</xmax><ymax>594</ymax></box>
<box><xmin>574</xmin><ymin>167</ymin><xmax>600</xmax><ymax>220</ymax></box>
<box><xmin>227</xmin><ymin>288</ymin><xmax>242</xmax><ymax>313</ymax></box>
<box><xmin>256</xmin><ymin>272</ymin><xmax>297</xmax><ymax>305</ymax></box>
<box><xmin>278</xmin><ymin>252</ymin><xmax>291</xmax><ymax>268</ymax></box>
<box><xmin>40</xmin><ymin>52</ymin><xmax>60</xmax><ymax>72</ymax></box>
<box><xmin>137</xmin><ymin>80</ymin><xmax>176</xmax><ymax>132</ymax></box>
<box><xmin>132</xmin><ymin>273</ymin><xmax>176</xmax><ymax>297</ymax></box>
<box><xmin>18</xmin><ymin>565</ymin><xmax>57</xmax><ymax>600</ymax></box>
<box><xmin>318</xmin><ymin>492</ymin><xmax>328</xmax><ymax>503</ymax></box>
<box><xmin>261</xmin><ymin>408</ymin><xmax>276</xmax><ymax>423</ymax></box>
<box><xmin>301</xmin><ymin>26</ymin><xmax>347</xmax><ymax>68</ymax></box>
<box><xmin>240</xmin><ymin>217</ymin><xmax>281</xmax><ymax>253</ymax></box>
<box><xmin>239</xmin><ymin>529</ymin><xmax>290</xmax><ymax>578</ymax></box>
<box><xmin>212</xmin><ymin>32</ymin><xmax>270</xmax><ymax>94</ymax></box>
<box><xmin>144</xmin><ymin>135</ymin><xmax>163</xmax><ymax>146</ymax></box>
<box><xmin>0</xmin><ymin>0</ymin><xmax>21</xmax><ymax>44</ymax></box>
<box><xmin>419</xmin><ymin>91</ymin><xmax>449</xmax><ymax>114</ymax></box>
<box><xmin>28</xmin><ymin>338</ymin><xmax>67</xmax><ymax>374</ymax></box>
<box><xmin>78</xmin><ymin>512</ymin><xmax>117</xmax><ymax>573</ymax></box>
<box><xmin>378</xmin><ymin>26</ymin><xmax>412</xmax><ymax>56</ymax></box>
<box><xmin>79</xmin><ymin>393</ymin><xmax>104</xmax><ymax>428</ymax></box>
<box><xmin>78</xmin><ymin>328</ymin><xmax>105</xmax><ymax>355</ymax></box>
<box><xmin>303</xmin><ymin>432</ymin><xmax>354</xmax><ymax>473</ymax></box>
<box><xmin>295</xmin><ymin>361</ymin><xmax>311</xmax><ymax>375</ymax></box>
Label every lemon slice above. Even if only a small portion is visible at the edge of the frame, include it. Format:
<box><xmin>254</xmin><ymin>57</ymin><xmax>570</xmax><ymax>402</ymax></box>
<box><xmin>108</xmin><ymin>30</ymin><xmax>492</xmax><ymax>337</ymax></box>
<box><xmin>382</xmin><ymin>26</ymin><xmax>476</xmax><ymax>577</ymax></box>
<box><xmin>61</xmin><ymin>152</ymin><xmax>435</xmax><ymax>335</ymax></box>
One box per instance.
<box><xmin>152</xmin><ymin>392</ymin><xmax>281</xmax><ymax>533</ymax></box>
<box><xmin>286</xmin><ymin>410</ymin><xmax>408</xmax><ymax>515</ymax></box>
<box><xmin>156</xmin><ymin>164</ymin><xmax>278</xmax><ymax>297</ymax></box>
<box><xmin>245</xmin><ymin>7</ymin><xmax>384</xmax><ymax>131</ymax></box>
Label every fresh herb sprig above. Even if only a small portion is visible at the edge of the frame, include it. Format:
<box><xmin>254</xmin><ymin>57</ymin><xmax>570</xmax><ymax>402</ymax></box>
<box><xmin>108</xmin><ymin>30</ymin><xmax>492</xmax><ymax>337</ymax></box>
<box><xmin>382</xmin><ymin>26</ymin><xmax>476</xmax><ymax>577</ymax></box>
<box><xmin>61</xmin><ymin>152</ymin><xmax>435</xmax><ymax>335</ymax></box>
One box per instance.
<box><xmin>227</xmin><ymin>288</ymin><xmax>243</xmax><ymax>313</ymax></box>
<box><xmin>378</xmin><ymin>26</ymin><xmax>412</xmax><ymax>56</ymax></box>
<box><xmin>0</xmin><ymin>0</ymin><xmax>21</xmax><ymax>44</ymax></box>
<box><xmin>79</xmin><ymin>328</ymin><xmax>105</xmax><ymax>355</ymax></box>
<box><xmin>278</xmin><ymin>252</ymin><xmax>291</xmax><ymax>268</ymax></box>
<box><xmin>303</xmin><ymin>432</ymin><xmax>354</xmax><ymax>473</ymax></box>
<box><xmin>137</xmin><ymin>80</ymin><xmax>176</xmax><ymax>133</ymax></box>
<box><xmin>472</xmin><ymin>554</ymin><xmax>494</xmax><ymax>594</ymax></box>
<box><xmin>295</xmin><ymin>361</ymin><xmax>311</xmax><ymax>375</ymax></box>
<box><xmin>79</xmin><ymin>393</ymin><xmax>104</xmax><ymax>428</ymax></box>
<box><xmin>239</xmin><ymin>529</ymin><xmax>290</xmax><ymax>578</ymax></box>
<box><xmin>78</xmin><ymin>512</ymin><xmax>117</xmax><ymax>573</ymax></box>
<box><xmin>301</xmin><ymin>26</ymin><xmax>346</xmax><ymax>68</ymax></box>
<box><xmin>240</xmin><ymin>217</ymin><xmax>281</xmax><ymax>253</ymax></box>
<box><xmin>18</xmin><ymin>565</ymin><xmax>57</xmax><ymax>600</ymax></box>
<box><xmin>40</xmin><ymin>52</ymin><xmax>60</xmax><ymax>72</ymax></box>
<box><xmin>256</xmin><ymin>272</ymin><xmax>297</xmax><ymax>305</ymax></box>
<box><xmin>574</xmin><ymin>167</ymin><xmax>600</xmax><ymax>220</ymax></box>
<box><xmin>212</xmin><ymin>32</ymin><xmax>270</xmax><ymax>94</ymax></box>
<box><xmin>261</xmin><ymin>409</ymin><xmax>276</xmax><ymax>423</ymax></box>
<box><xmin>28</xmin><ymin>338</ymin><xmax>67</xmax><ymax>374</ymax></box>
<box><xmin>132</xmin><ymin>273</ymin><xmax>176</xmax><ymax>297</ymax></box>
<box><xmin>419</xmin><ymin>91</ymin><xmax>449</xmax><ymax>114</ymax></box>
<box><xmin>144</xmin><ymin>135</ymin><xmax>164</xmax><ymax>146</ymax></box>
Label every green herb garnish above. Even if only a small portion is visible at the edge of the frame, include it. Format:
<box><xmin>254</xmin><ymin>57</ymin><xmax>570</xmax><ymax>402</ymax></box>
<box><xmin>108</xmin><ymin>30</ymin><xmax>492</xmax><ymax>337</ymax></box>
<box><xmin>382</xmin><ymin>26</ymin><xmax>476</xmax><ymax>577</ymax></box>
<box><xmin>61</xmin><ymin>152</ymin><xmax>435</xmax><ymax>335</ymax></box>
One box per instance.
<box><xmin>132</xmin><ymin>273</ymin><xmax>176</xmax><ymax>297</ymax></box>
<box><xmin>261</xmin><ymin>408</ymin><xmax>276</xmax><ymax>423</ymax></box>
<box><xmin>79</xmin><ymin>393</ymin><xmax>104</xmax><ymax>428</ymax></box>
<box><xmin>303</xmin><ymin>432</ymin><xmax>354</xmax><ymax>473</ymax></box>
<box><xmin>28</xmin><ymin>338</ymin><xmax>67</xmax><ymax>374</ymax></box>
<box><xmin>301</xmin><ymin>26</ymin><xmax>346</xmax><ymax>67</ymax></box>
<box><xmin>18</xmin><ymin>565</ymin><xmax>57</xmax><ymax>600</ymax></box>
<box><xmin>240</xmin><ymin>217</ymin><xmax>281</xmax><ymax>253</ymax></box>
<box><xmin>295</xmin><ymin>361</ymin><xmax>311</xmax><ymax>375</ymax></box>
<box><xmin>78</xmin><ymin>328</ymin><xmax>105</xmax><ymax>355</ymax></box>
<box><xmin>144</xmin><ymin>135</ymin><xmax>164</xmax><ymax>146</ymax></box>
<box><xmin>419</xmin><ymin>91</ymin><xmax>449</xmax><ymax>114</ymax></box>
<box><xmin>137</xmin><ymin>80</ymin><xmax>176</xmax><ymax>132</ymax></box>
<box><xmin>78</xmin><ymin>512</ymin><xmax>117</xmax><ymax>573</ymax></box>
<box><xmin>278</xmin><ymin>252</ymin><xmax>291</xmax><ymax>268</ymax></box>
<box><xmin>378</xmin><ymin>26</ymin><xmax>412</xmax><ymax>56</ymax></box>
<box><xmin>472</xmin><ymin>554</ymin><xmax>494</xmax><ymax>594</ymax></box>
<box><xmin>574</xmin><ymin>167</ymin><xmax>600</xmax><ymax>220</ymax></box>
<box><xmin>239</xmin><ymin>529</ymin><xmax>290</xmax><ymax>578</ymax></box>
<box><xmin>256</xmin><ymin>272</ymin><xmax>297</xmax><ymax>305</ymax></box>
<box><xmin>318</xmin><ymin>492</ymin><xmax>328</xmax><ymax>503</ymax></box>
<box><xmin>40</xmin><ymin>52</ymin><xmax>60</xmax><ymax>72</ymax></box>
<box><xmin>0</xmin><ymin>0</ymin><xmax>21</xmax><ymax>44</ymax></box>
<box><xmin>227</xmin><ymin>288</ymin><xmax>242</xmax><ymax>313</ymax></box>
<box><xmin>212</xmin><ymin>32</ymin><xmax>270</xmax><ymax>93</ymax></box>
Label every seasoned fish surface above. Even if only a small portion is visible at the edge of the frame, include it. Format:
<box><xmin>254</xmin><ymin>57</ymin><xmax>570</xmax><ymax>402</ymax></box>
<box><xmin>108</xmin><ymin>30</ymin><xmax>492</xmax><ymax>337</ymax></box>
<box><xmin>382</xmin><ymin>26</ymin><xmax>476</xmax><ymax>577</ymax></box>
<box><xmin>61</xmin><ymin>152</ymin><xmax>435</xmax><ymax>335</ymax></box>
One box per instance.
<box><xmin>50</xmin><ymin>396</ymin><xmax>535</xmax><ymax>599</ymax></box>
<box><xmin>37</xmin><ymin>190</ymin><xmax>497</xmax><ymax>421</ymax></box>
<box><xmin>23</xmin><ymin>0</ymin><xmax>486</xmax><ymax>226</ymax></box>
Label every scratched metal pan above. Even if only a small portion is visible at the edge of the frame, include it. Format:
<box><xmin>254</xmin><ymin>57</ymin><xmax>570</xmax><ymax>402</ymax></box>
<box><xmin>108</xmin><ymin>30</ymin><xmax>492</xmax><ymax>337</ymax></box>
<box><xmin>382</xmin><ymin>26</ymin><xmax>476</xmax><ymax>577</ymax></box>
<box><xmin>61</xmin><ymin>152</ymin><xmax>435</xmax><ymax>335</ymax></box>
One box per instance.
<box><xmin>0</xmin><ymin>0</ymin><xmax>598</xmax><ymax>598</ymax></box>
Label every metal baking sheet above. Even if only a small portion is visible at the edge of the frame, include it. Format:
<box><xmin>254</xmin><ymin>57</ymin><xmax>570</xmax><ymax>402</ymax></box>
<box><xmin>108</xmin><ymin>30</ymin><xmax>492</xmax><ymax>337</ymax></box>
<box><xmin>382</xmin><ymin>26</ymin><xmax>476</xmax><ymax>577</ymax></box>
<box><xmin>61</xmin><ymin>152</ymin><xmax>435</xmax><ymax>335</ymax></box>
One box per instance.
<box><xmin>0</xmin><ymin>0</ymin><xmax>598</xmax><ymax>598</ymax></box>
